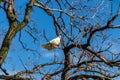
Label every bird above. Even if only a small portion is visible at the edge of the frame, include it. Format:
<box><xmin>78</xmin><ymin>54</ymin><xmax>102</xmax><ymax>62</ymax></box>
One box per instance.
<box><xmin>42</xmin><ymin>36</ymin><xmax>61</xmax><ymax>50</ymax></box>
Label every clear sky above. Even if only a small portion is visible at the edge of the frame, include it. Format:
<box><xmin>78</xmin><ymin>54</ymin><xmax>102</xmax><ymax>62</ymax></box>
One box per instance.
<box><xmin>0</xmin><ymin>0</ymin><xmax>120</xmax><ymax>80</ymax></box>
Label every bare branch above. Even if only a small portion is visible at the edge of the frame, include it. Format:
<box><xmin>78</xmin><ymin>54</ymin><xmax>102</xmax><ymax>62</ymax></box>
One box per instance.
<box><xmin>14</xmin><ymin>62</ymin><xmax>63</xmax><ymax>77</ymax></box>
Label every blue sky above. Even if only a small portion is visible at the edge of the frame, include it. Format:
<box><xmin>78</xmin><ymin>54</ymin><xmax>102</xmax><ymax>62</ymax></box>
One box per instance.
<box><xmin>0</xmin><ymin>0</ymin><xmax>120</xmax><ymax>80</ymax></box>
<box><xmin>0</xmin><ymin>0</ymin><xmax>63</xmax><ymax>78</ymax></box>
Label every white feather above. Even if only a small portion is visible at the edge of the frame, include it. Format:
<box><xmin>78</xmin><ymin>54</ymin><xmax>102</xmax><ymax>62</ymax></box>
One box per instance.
<box><xmin>42</xmin><ymin>36</ymin><xmax>61</xmax><ymax>50</ymax></box>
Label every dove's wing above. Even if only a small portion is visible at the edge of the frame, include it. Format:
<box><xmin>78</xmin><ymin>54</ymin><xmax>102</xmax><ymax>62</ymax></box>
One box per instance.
<box><xmin>42</xmin><ymin>43</ymin><xmax>55</xmax><ymax>50</ymax></box>
<box><xmin>49</xmin><ymin>36</ymin><xmax>61</xmax><ymax>45</ymax></box>
<box><xmin>42</xmin><ymin>36</ymin><xmax>61</xmax><ymax>50</ymax></box>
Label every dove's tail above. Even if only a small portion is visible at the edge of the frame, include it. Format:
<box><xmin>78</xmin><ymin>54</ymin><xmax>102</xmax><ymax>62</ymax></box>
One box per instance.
<box><xmin>42</xmin><ymin>44</ymin><xmax>46</xmax><ymax>48</ymax></box>
<box><xmin>42</xmin><ymin>43</ymin><xmax>53</xmax><ymax>50</ymax></box>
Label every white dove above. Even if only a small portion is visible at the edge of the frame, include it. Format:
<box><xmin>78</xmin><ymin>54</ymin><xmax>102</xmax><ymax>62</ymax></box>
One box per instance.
<box><xmin>42</xmin><ymin>36</ymin><xmax>61</xmax><ymax>50</ymax></box>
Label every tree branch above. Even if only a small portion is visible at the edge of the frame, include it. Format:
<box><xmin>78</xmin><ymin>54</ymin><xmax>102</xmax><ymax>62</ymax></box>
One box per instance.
<box><xmin>17</xmin><ymin>0</ymin><xmax>37</xmax><ymax>31</ymax></box>
<box><xmin>0</xmin><ymin>0</ymin><xmax>37</xmax><ymax>66</ymax></box>
<box><xmin>0</xmin><ymin>75</ymin><xmax>31</xmax><ymax>80</ymax></box>
<box><xmin>14</xmin><ymin>62</ymin><xmax>63</xmax><ymax>77</ymax></box>
<box><xmin>68</xmin><ymin>74</ymin><xmax>110</xmax><ymax>80</ymax></box>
